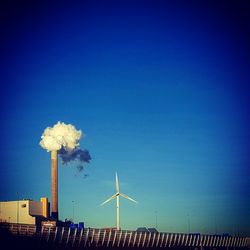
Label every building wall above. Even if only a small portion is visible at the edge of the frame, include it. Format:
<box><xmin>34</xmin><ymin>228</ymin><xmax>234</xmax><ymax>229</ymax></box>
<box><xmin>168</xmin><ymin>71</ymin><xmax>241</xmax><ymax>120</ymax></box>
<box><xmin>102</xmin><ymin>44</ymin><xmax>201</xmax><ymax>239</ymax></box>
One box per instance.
<box><xmin>0</xmin><ymin>200</ymin><xmax>35</xmax><ymax>224</ymax></box>
<box><xmin>0</xmin><ymin>198</ymin><xmax>49</xmax><ymax>225</ymax></box>
<box><xmin>40</xmin><ymin>197</ymin><xmax>49</xmax><ymax>218</ymax></box>
<box><xmin>29</xmin><ymin>201</ymin><xmax>42</xmax><ymax>216</ymax></box>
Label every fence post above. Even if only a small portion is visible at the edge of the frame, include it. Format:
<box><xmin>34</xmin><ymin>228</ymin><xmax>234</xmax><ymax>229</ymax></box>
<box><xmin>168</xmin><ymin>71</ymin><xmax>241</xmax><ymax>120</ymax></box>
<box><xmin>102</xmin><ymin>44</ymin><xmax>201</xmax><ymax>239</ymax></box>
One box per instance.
<box><xmin>137</xmin><ymin>232</ymin><xmax>142</xmax><ymax>247</ymax></box>
<box><xmin>90</xmin><ymin>229</ymin><xmax>95</xmax><ymax>245</ymax></box>
<box><xmin>112</xmin><ymin>229</ymin><xmax>117</xmax><ymax>247</ymax></box>
<box><xmin>133</xmin><ymin>232</ymin><xmax>137</xmax><ymax>247</ymax></box>
<box><xmin>26</xmin><ymin>225</ymin><xmax>29</xmax><ymax>236</ymax></box>
<box><xmin>101</xmin><ymin>230</ymin><xmax>106</xmax><ymax>247</ymax></box>
<box><xmin>188</xmin><ymin>234</ymin><xmax>192</xmax><ymax>247</ymax></box>
<box><xmin>54</xmin><ymin>227</ymin><xmax>58</xmax><ymax>242</ymax></box>
<box><xmin>106</xmin><ymin>230</ymin><xmax>112</xmax><ymax>247</ymax></box>
<box><xmin>156</xmin><ymin>233</ymin><xmax>161</xmax><ymax>247</ymax></box>
<box><xmin>40</xmin><ymin>226</ymin><xmax>44</xmax><ymax>241</ymax></box>
<box><xmin>66</xmin><ymin>227</ymin><xmax>71</xmax><ymax>246</ymax></box>
<box><xmin>72</xmin><ymin>227</ymin><xmax>77</xmax><ymax>247</ymax></box>
<box><xmin>128</xmin><ymin>232</ymin><xmax>133</xmax><ymax>247</ymax></box>
<box><xmin>164</xmin><ymin>233</ymin><xmax>169</xmax><ymax>248</ymax></box>
<box><xmin>118</xmin><ymin>230</ymin><xmax>123</xmax><ymax>247</ymax></box>
<box><xmin>78</xmin><ymin>227</ymin><xmax>84</xmax><ymax>247</ymax></box>
<box><xmin>60</xmin><ymin>227</ymin><xmax>65</xmax><ymax>244</ymax></box>
<box><xmin>151</xmin><ymin>233</ymin><xmax>156</xmax><ymax>247</ymax></box>
<box><xmin>200</xmin><ymin>234</ymin><xmax>203</xmax><ymax>250</ymax></box>
<box><xmin>123</xmin><ymin>231</ymin><xmax>128</xmax><ymax>247</ymax></box>
<box><xmin>160</xmin><ymin>233</ymin><xmax>165</xmax><ymax>248</ymax></box>
<box><xmin>145</xmin><ymin>232</ymin><xmax>151</xmax><ymax>247</ymax></box>
<box><xmin>95</xmin><ymin>229</ymin><xmax>101</xmax><ymax>247</ymax></box>
<box><xmin>46</xmin><ymin>227</ymin><xmax>51</xmax><ymax>242</ymax></box>
<box><xmin>84</xmin><ymin>228</ymin><xmax>90</xmax><ymax>247</ymax></box>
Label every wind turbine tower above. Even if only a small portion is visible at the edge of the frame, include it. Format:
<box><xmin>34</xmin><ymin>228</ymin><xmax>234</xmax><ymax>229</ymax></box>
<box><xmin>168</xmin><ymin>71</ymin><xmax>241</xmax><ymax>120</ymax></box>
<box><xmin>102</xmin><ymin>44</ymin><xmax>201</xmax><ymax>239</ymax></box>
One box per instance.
<box><xmin>101</xmin><ymin>173</ymin><xmax>137</xmax><ymax>230</ymax></box>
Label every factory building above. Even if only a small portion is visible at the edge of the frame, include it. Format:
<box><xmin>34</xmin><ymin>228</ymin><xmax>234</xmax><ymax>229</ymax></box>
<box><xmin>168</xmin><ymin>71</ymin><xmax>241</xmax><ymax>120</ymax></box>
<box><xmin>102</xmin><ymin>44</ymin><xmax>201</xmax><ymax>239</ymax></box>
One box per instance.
<box><xmin>0</xmin><ymin>197</ymin><xmax>49</xmax><ymax>225</ymax></box>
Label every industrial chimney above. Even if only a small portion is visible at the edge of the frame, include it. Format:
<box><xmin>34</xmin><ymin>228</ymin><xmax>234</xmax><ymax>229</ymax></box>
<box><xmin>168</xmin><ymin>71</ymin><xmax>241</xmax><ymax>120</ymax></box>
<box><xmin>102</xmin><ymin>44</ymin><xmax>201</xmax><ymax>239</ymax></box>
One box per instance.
<box><xmin>40</xmin><ymin>122</ymin><xmax>84</xmax><ymax>221</ymax></box>
<box><xmin>51</xmin><ymin>150</ymin><xmax>58</xmax><ymax>220</ymax></box>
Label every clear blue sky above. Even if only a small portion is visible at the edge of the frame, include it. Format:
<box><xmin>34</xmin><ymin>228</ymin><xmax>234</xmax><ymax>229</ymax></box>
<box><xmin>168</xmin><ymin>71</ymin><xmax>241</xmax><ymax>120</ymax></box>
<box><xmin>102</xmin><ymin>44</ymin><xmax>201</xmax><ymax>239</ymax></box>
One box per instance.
<box><xmin>0</xmin><ymin>0</ymin><xmax>249</xmax><ymax>236</ymax></box>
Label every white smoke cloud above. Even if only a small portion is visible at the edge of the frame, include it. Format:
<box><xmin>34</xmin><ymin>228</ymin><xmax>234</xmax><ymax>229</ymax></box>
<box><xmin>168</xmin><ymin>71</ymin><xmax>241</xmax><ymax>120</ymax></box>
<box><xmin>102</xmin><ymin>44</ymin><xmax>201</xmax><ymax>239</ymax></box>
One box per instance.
<box><xmin>40</xmin><ymin>121</ymin><xmax>82</xmax><ymax>152</ymax></box>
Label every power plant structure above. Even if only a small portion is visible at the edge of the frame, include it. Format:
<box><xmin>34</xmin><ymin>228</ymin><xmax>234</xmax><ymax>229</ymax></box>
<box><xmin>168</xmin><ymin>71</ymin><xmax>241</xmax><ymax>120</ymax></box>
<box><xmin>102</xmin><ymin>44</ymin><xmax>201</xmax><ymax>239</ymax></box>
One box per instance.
<box><xmin>51</xmin><ymin>150</ymin><xmax>58</xmax><ymax>220</ymax></box>
<box><xmin>0</xmin><ymin>197</ymin><xmax>49</xmax><ymax>225</ymax></box>
<box><xmin>39</xmin><ymin>121</ymin><xmax>84</xmax><ymax>222</ymax></box>
<box><xmin>0</xmin><ymin>151</ymin><xmax>60</xmax><ymax>225</ymax></box>
<box><xmin>1</xmin><ymin>150</ymin><xmax>63</xmax><ymax>226</ymax></box>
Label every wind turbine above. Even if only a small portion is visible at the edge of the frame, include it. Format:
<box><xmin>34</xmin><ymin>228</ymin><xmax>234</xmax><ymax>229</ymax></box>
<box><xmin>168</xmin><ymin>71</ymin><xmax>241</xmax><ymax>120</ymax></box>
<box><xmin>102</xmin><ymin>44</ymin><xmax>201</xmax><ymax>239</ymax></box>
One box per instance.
<box><xmin>101</xmin><ymin>173</ymin><xmax>137</xmax><ymax>230</ymax></box>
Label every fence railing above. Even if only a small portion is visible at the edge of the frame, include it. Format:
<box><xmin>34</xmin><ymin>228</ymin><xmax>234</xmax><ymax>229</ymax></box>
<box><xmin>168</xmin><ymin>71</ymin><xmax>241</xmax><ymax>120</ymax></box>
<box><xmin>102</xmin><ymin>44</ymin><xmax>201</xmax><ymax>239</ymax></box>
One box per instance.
<box><xmin>0</xmin><ymin>223</ymin><xmax>249</xmax><ymax>249</ymax></box>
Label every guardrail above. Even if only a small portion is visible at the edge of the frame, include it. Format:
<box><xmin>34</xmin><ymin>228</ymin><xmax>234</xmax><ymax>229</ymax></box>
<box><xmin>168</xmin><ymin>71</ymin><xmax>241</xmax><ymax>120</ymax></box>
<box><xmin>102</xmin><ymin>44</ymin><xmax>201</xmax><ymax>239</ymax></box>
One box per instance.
<box><xmin>0</xmin><ymin>223</ymin><xmax>249</xmax><ymax>249</ymax></box>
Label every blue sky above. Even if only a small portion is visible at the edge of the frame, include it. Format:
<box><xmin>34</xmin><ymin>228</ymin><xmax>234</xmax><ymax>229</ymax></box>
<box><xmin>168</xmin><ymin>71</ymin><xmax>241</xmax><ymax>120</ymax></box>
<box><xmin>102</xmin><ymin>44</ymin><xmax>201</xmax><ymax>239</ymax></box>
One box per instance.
<box><xmin>0</xmin><ymin>0</ymin><xmax>249</xmax><ymax>235</ymax></box>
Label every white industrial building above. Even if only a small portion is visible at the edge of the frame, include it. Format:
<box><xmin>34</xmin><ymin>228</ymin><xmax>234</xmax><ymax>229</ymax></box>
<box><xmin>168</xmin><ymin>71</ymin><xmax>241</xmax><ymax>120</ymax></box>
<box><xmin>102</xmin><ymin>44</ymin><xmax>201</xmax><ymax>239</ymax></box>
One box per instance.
<box><xmin>0</xmin><ymin>197</ymin><xmax>49</xmax><ymax>225</ymax></box>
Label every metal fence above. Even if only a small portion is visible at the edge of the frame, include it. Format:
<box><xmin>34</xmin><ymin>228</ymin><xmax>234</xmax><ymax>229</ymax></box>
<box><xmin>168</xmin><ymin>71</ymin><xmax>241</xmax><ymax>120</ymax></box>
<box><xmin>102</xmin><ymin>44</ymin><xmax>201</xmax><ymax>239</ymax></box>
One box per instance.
<box><xmin>0</xmin><ymin>223</ymin><xmax>249</xmax><ymax>249</ymax></box>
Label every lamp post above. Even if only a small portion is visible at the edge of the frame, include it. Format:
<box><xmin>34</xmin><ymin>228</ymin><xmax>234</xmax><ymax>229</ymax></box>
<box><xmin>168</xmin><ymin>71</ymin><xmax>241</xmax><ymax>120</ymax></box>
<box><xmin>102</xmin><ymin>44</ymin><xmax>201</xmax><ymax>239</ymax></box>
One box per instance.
<box><xmin>214</xmin><ymin>216</ymin><xmax>217</xmax><ymax>235</ymax></box>
<box><xmin>187</xmin><ymin>213</ymin><xmax>190</xmax><ymax>234</ymax></box>
<box><xmin>155</xmin><ymin>210</ymin><xmax>158</xmax><ymax>229</ymax></box>
<box><xmin>72</xmin><ymin>201</ymin><xmax>75</xmax><ymax>223</ymax></box>
<box><xmin>17</xmin><ymin>192</ymin><xmax>19</xmax><ymax>225</ymax></box>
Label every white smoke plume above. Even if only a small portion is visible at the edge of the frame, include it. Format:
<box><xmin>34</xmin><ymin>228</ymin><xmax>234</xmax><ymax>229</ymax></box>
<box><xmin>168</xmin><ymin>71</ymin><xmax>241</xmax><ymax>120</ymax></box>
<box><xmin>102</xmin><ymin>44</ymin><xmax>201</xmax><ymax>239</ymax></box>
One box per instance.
<box><xmin>40</xmin><ymin>121</ymin><xmax>82</xmax><ymax>152</ymax></box>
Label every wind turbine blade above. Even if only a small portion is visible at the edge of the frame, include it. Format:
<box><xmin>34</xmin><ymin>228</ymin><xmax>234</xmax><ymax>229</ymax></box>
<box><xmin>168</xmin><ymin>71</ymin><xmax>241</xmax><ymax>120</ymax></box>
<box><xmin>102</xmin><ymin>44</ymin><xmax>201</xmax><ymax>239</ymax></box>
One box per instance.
<box><xmin>116</xmin><ymin>172</ymin><xmax>119</xmax><ymax>193</ymax></box>
<box><xmin>120</xmin><ymin>193</ymin><xmax>137</xmax><ymax>203</ymax></box>
<box><xmin>100</xmin><ymin>194</ymin><xmax>116</xmax><ymax>206</ymax></box>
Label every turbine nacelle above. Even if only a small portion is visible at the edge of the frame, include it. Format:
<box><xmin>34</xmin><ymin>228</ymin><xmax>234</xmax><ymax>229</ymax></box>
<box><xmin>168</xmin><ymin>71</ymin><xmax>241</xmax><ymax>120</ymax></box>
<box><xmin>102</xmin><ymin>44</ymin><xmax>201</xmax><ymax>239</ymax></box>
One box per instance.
<box><xmin>100</xmin><ymin>192</ymin><xmax>137</xmax><ymax>206</ymax></box>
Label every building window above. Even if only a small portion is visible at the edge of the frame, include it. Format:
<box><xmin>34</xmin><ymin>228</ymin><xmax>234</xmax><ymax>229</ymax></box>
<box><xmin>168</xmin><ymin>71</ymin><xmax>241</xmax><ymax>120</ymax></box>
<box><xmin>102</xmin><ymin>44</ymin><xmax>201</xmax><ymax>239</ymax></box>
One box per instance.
<box><xmin>21</xmin><ymin>204</ymin><xmax>26</xmax><ymax>208</ymax></box>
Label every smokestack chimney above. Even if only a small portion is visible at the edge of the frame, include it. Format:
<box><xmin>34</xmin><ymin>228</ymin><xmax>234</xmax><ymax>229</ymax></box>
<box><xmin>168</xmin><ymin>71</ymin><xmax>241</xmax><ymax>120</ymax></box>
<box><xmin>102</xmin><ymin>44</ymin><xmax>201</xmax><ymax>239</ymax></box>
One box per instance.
<box><xmin>51</xmin><ymin>151</ymin><xmax>58</xmax><ymax>220</ymax></box>
<box><xmin>40</xmin><ymin>122</ymin><xmax>89</xmax><ymax>221</ymax></box>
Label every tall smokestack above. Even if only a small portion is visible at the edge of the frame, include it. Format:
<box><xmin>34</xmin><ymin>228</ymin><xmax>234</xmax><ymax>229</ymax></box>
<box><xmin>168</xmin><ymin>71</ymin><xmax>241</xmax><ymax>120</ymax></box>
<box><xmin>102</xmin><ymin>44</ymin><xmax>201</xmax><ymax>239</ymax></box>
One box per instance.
<box><xmin>40</xmin><ymin>122</ymin><xmax>90</xmax><ymax>221</ymax></box>
<box><xmin>51</xmin><ymin>151</ymin><xmax>58</xmax><ymax>220</ymax></box>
